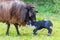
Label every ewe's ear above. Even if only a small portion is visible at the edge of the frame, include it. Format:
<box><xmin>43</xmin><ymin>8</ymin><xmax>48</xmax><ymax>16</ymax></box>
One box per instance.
<box><xmin>35</xmin><ymin>11</ymin><xmax>38</xmax><ymax>13</ymax></box>
<box><xmin>26</xmin><ymin>4</ymin><xmax>35</xmax><ymax>9</ymax></box>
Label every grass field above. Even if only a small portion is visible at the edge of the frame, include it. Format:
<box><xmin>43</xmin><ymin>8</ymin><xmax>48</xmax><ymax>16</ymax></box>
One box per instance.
<box><xmin>0</xmin><ymin>13</ymin><xmax>60</xmax><ymax>40</ymax></box>
<box><xmin>0</xmin><ymin>3</ymin><xmax>60</xmax><ymax>40</ymax></box>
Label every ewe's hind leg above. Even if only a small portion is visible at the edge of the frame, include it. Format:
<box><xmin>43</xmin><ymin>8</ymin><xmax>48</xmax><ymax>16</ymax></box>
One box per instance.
<box><xmin>6</xmin><ymin>23</ymin><xmax>10</xmax><ymax>35</ymax></box>
<box><xmin>14</xmin><ymin>23</ymin><xmax>20</xmax><ymax>35</ymax></box>
<box><xmin>47</xmin><ymin>27</ymin><xmax>52</xmax><ymax>36</ymax></box>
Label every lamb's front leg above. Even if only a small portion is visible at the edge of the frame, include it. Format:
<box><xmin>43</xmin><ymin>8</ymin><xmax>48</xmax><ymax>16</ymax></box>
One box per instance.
<box><xmin>33</xmin><ymin>29</ymin><xmax>37</xmax><ymax>35</ymax></box>
<box><xmin>33</xmin><ymin>27</ymin><xmax>40</xmax><ymax>35</ymax></box>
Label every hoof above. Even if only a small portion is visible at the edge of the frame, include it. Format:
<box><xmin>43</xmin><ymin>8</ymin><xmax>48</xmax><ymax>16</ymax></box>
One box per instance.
<box><xmin>17</xmin><ymin>33</ymin><xmax>20</xmax><ymax>36</ymax></box>
<box><xmin>33</xmin><ymin>33</ymin><xmax>37</xmax><ymax>36</ymax></box>
<box><xmin>6</xmin><ymin>34</ymin><xmax>9</xmax><ymax>36</ymax></box>
<box><xmin>47</xmin><ymin>33</ymin><xmax>51</xmax><ymax>36</ymax></box>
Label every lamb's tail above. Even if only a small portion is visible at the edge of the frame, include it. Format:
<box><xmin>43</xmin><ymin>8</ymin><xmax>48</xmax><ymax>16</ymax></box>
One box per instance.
<box><xmin>48</xmin><ymin>20</ymin><xmax>53</xmax><ymax>27</ymax></box>
<box><xmin>50</xmin><ymin>22</ymin><xmax>53</xmax><ymax>27</ymax></box>
<box><xmin>51</xmin><ymin>24</ymin><xmax>53</xmax><ymax>27</ymax></box>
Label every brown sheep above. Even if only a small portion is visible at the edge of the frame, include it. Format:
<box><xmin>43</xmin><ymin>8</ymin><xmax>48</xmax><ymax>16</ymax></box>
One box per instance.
<box><xmin>0</xmin><ymin>1</ymin><xmax>37</xmax><ymax>35</ymax></box>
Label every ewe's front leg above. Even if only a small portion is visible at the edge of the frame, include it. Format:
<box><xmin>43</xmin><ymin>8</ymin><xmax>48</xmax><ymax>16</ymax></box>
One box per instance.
<box><xmin>6</xmin><ymin>23</ymin><xmax>10</xmax><ymax>36</ymax></box>
<box><xmin>14</xmin><ymin>23</ymin><xmax>20</xmax><ymax>35</ymax></box>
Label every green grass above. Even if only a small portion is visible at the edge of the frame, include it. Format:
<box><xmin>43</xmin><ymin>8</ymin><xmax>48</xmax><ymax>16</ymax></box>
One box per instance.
<box><xmin>0</xmin><ymin>2</ymin><xmax>60</xmax><ymax>40</ymax></box>
<box><xmin>0</xmin><ymin>14</ymin><xmax>60</xmax><ymax>40</ymax></box>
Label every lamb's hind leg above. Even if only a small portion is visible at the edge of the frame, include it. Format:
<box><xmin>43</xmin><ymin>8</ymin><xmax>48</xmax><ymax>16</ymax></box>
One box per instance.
<box><xmin>14</xmin><ymin>23</ymin><xmax>20</xmax><ymax>35</ymax></box>
<box><xmin>47</xmin><ymin>27</ymin><xmax>52</xmax><ymax>36</ymax></box>
<box><xmin>6</xmin><ymin>23</ymin><xmax>10</xmax><ymax>36</ymax></box>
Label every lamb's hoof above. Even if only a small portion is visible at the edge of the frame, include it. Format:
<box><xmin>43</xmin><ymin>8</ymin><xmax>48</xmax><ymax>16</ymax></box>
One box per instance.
<box><xmin>33</xmin><ymin>33</ymin><xmax>37</xmax><ymax>36</ymax></box>
<box><xmin>47</xmin><ymin>33</ymin><xmax>51</xmax><ymax>36</ymax></box>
